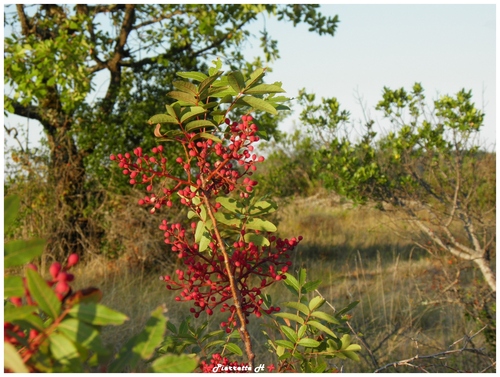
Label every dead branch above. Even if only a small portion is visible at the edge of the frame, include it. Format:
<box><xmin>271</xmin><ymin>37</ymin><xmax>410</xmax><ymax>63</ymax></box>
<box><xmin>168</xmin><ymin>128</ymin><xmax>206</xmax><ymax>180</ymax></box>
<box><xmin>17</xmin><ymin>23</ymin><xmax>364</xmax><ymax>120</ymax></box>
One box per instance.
<box><xmin>374</xmin><ymin>326</ymin><xmax>494</xmax><ymax>373</ymax></box>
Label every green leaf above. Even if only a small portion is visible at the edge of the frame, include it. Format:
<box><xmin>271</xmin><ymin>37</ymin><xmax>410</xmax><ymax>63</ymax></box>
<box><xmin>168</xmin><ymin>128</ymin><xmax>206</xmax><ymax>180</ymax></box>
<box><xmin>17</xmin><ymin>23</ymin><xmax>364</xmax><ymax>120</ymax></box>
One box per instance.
<box><xmin>172</xmin><ymin>80</ymin><xmax>198</xmax><ymax>95</ymax></box>
<box><xmin>214</xmin><ymin>211</ymin><xmax>241</xmax><ymax>227</ymax></box>
<box><xmin>200</xmin><ymin>101</ymin><xmax>219</xmax><ymax>110</ymax></box>
<box><xmin>216</xmin><ymin>197</ymin><xmax>245</xmax><ymax>213</ymax></box>
<box><xmin>297</xmin><ymin>337</ymin><xmax>321</xmax><ymax>348</ymax></box>
<box><xmin>340</xmin><ymin>334</ymin><xmax>352</xmax><ymax>349</ymax></box>
<box><xmin>278</xmin><ymin>351</ymin><xmax>292</xmax><ymax>361</ymax></box>
<box><xmin>4</xmin><ymin>342</ymin><xmax>29</xmax><ymax>372</ymax></box>
<box><xmin>275</xmin><ymin>104</ymin><xmax>291</xmax><ymax>111</ymax></box>
<box><xmin>68</xmin><ymin>303</ymin><xmax>128</xmax><ymax>326</ymax></box>
<box><xmin>274</xmin><ymin>312</ymin><xmax>304</xmax><ymax>325</ymax></box>
<box><xmin>313</xmin><ymin>361</ymin><xmax>328</xmax><ymax>373</ymax></box>
<box><xmin>11</xmin><ymin>314</ymin><xmax>45</xmax><ymax>332</ymax></box>
<box><xmin>194</xmin><ymin>132</ymin><xmax>222</xmax><ymax>143</ymax></box>
<box><xmin>244</xmin><ymin>83</ymin><xmax>285</xmax><ymax>95</ymax></box>
<box><xmin>4</xmin><ymin>275</ymin><xmax>24</xmax><ymax>298</ymax></box>
<box><xmin>283</xmin><ymin>301</ymin><xmax>310</xmax><ymax>316</ymax></box>
<box><xmin>245</xmin><ymin>218</ymin><xmax>277</xmax><ymax>232</ymax></box>
<box><xmin>225</xmin><ymin>343</ymin><xmax>243</xmax><ymax>356</ymax></box>
<box><xmin>306</xmin><ymin>320</ymin><xmax>337</xmax><ymax>339</ymax></box>
<box><xmin>109</xmin><ymin>324</ymin><xmax>161</xmax><ymax>373</ymax></box>
<box><xmin>165</xmin><ymin>104</ymin><xmax>181</xmax><ymax>119</ymax></box>
<box><xmin>109</xmin><ymin>342</ymin><xmax>139</xmax><ymax>372</ymax></box>
<box><xmin>4</xmin><ymin>305</ymin><xmax>37</xmax><ymax>322</ymax></box>
<box><xmin>240</xmin><ymin>96</ymin><xmax>277</xmax><ymax>115</ymax></box>
<box><xmin>185</xmin><ymin>120</ymin><xmax>215</xmax><ymax>132</ymax></box>
<box><xmin>150</xmin><ymin>354</ymin><xmax>198</xmax><ymax>373</ymax></box>
<box><xmin>201</xmin><ymin>329</ymin><xmax>224</xmax><ymax>343</ymax></box>
<box><xmin>5</xmin><ymin>239</ymin><xmax>46</xmax><ymax>268</ymax></box>
<box><xmin>297</xmin><ymin>324</ymin><xmax>307</xmax><ymax>339</ymax></box>
<box><xmin>310</xmin><ymin>311</ymin><xmax>341</xmax><ymax>325</ymax></box>
<box><xmin>133</xmin><ymin>306</ymin><xmax>167</xmax><ymax>359</ymax></box>
<box><xmin>308</xmin><ymin>296</ymin><xmax>325</xmax><ymax>312</ymax></box>
<box><xmin>4</xmin><ymin>194</ymin><xmax>21</xmax><ymax>230</ymax></box>
<box><xmin>303</xmin><ymin>280</ymin><xmax>322</xmax><ymax>293</ymax></box>
<box><xmin>243</xmin><ymin>233</ymin><xmax>269</xmax><ymax>246</ymax></box>
<box><xmin>245</xmin><ymin>68</ymin><xmax>266</xmax><ymax>88</ymax></box>
<box><xmin>336</xmin><ymin>301</ymin><xmax>359</xmax><ymax>317</ymax></box>
<box><xmin>345</xmin><ymin>344</ymin><xmax>362</xmax><ymax>352</ymax></box>
<box><xmin>199</xmin><ymin>233</ymin><xmax>211</xmax><ymax>252</ymax></box>
<box><xmin>180</xmin><ymin>106</ymin><xmax>207</xmax><ymax>123</ymax></box>
<box><xmin>157</xmin><ymin>130</ymin><xmax>185</xmax><ymax>141</ymax></box>
<box><xmin>177</xmin><ymin>71</ymin><xmax>208</xmax><ymax>82</ymax></box>
<box><xmin>179</xmin><ymin>319</ymin><xmax>189</xmax><ymax>335</ymax></box>
<box><xmin>228</xmin><ymin>71</ymin><xmax>245</xmax><ymax>93</ymax></box>
<box><xmin>26</xmin><ymin>268</ymin><xmax>61</xmax><ymax>319</ymax></box>
<box><xmin>194</xmin><ymin>221</ymin><xmax>204</xmax><ymax>243</ymax></box>
<box><xmin>299</xmin><ymin>268</ymin><xmax>307</xmax><ymax>286</ymax></box>
<box><xmin>340</xmin><ymin>350</ymin><xmax>360</xmax><ymax>362</ymax></box>
<box><xmin>57</xmin><ymin>318</ymin><xmax>107</xmax><ymax>353</ymax></box>
<box><xmin>248</xmin><ymin>200</ymin><xmax>277</xmax><ymax>215</ymax></box>
<box><xmin>283</xmin><ymin>273</ymin><xmax>300</xmax><ymax>293</ymax></box>
<box><xmin>48</xmin><ymin>332</ymin><xmax>80</xmax><ymax>365</ymax></box>
<box><xmin>280</xmin><ymin>325</ymin><xmax>298</xmax><ymax>343</ymax></box>
<box><xmin>209</xmin><ymin>60</ymin><xmax>223</xmax><ymax>76</ymax></box>
<box><xmin>166</xmin><ymin>321</ymin><xmax>177</xmax><ymax>334</ymax></box>
<box><xmin>275</xmin><ymin>344</ymin><xmax>285</xmax><ymax>357</ymax></box>
<box><xmin>148</xmin><ymin>114</ymin><xmax>178</xmax><ymax>124</ymax></box>
<box><xmin>168</xmin><ymin>91</ymin><xmax>198</xmax><ymax>105</ymax></box>
<box><xmin>274</xmin><ymin>339</ymin><xmax>295</xmax><ymax>350</ymax></box>
<box><xmin>206</xmin><ymin>86</ymin><xmax>234</xmax><ymax>98</ymax></box>
<box><xmin>198</xmin><ymin>72</ymin><xmax>223</xmax><ymax>99</ymax></box>
<box><xmin>205</xmin><ymin>339</ymin><xmax>225</xmax><ymax>349</ymax></box>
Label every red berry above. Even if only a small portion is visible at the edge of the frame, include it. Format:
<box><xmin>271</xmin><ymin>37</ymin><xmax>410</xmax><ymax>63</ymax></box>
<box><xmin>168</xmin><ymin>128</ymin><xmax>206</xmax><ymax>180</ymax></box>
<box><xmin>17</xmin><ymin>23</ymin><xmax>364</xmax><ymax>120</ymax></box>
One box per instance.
<box><xmin>49</xmin><ymin>262</ymin><xmax>62</xmax><ymax>279</ymax></box>
<box><xmin>10</xmin><ymin>297</ymin><xmax>22</xmax><ymax>307</ymax></box>
<box><xmin>29</xmin><ymin>329</ymin><xmax>39</xmax><ymax>341</ymax></box>
<box><xmin>26</xmin><ymin>263</ymin><xmax>37</xmax><ymax>272</ymax></box>
<box><xmin>55</xmin><ymin>281</ymin><xmax>69</xmax><ymax>295</ymax></box>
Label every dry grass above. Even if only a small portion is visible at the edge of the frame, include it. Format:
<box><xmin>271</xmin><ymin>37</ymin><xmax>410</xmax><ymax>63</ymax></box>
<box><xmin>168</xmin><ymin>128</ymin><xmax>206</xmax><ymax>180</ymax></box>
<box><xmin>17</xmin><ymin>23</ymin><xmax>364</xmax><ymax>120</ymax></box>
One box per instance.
<box><xmin>66</xmin><ymin>190</ymin><xmax>494</xmax><ymax>373</ymax></box>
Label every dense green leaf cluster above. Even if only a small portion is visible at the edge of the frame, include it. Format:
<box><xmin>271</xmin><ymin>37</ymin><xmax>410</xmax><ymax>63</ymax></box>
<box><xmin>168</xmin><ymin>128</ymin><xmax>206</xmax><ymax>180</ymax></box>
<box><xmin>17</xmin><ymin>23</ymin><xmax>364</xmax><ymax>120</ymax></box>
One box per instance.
<box><xmin>4</xmin><ymin>195</ymin><xmax>197</xmax><ymax>372</ymax></box>
<box><xmin>264</xmin><ymin>268</ymin><xmax>360</xmax><ymax>372</ymax></box>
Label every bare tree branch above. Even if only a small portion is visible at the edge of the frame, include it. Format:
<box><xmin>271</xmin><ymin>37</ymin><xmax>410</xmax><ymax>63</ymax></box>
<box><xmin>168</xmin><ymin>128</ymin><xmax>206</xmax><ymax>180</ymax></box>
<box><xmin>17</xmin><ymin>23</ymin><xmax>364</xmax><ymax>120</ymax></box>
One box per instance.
<box><xmin>374</xmin><ymin>326</ymin><xmax>494</xmax><ymax>373</ymax></box>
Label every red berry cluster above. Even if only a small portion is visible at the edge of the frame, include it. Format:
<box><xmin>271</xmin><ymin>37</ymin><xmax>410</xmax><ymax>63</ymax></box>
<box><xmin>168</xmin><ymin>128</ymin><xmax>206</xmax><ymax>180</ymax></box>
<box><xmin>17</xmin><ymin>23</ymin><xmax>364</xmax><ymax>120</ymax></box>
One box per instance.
<box><xmin>199</xmin><ymin>353</ymin><xmax>250</xmax><ymax>373</ymax></box>
<box><xmin>111</xmin><ymin>115</ymin><xmax>302</xmax><ymax>332</ymax></box>
<box><xmin>110</xmin><ymin>116</ymin><xmax>265</xmax><ymax>214</ymax></box>
<box><xmin>5</xmin><ymin>254</ymin><xmax>79</xmax><ymax>347</ymax></box>
<box><xmin>160</xmin><ymin>219</ymin><xmax>302</xmax><ymax>330</ymax></box>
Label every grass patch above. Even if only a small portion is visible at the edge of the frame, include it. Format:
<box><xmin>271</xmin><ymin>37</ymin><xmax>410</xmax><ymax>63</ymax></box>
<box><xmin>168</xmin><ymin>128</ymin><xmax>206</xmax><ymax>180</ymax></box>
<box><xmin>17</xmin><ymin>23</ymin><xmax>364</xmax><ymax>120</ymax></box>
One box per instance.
<box><xmin>68</xmin><ymin>192</ymin><xmax>494</xmax><ymax>372</ymax></box>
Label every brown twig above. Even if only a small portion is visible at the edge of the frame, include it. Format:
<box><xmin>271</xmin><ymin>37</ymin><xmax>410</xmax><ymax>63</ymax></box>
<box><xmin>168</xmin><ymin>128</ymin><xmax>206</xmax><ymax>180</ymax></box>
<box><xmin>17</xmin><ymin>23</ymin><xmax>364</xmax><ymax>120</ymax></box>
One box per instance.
<box><xmin>374</xmin><ymin>326</ymin><xmax>494</xmax><ymax>373</ymax></box>
<box><xmin>202</xmin><ymin>193</ymin><xmax>255</xmax><ymax>370</ymax></box>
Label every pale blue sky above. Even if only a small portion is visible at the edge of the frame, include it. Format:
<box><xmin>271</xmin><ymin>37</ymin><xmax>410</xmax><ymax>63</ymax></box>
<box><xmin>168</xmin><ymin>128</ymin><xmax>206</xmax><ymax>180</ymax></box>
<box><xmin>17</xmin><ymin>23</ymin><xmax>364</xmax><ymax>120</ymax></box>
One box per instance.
<box><xmin>255</xmin><ymin>4</ymin><xmax>496</xmax><ymax>148</ymax></box>
<box><xmin>3</xmin><ymin>4</ymin><xmax>497</xmax><ymax>152</ymax></box>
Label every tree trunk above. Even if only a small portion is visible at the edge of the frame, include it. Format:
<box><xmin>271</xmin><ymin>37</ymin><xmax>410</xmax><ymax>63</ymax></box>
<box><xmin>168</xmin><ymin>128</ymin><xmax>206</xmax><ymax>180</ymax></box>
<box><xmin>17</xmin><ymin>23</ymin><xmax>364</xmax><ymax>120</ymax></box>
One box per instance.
<box><xmin>46</xmin><ymin>125</ymin><xmax>89</xmax><ymax>259</ymax></box>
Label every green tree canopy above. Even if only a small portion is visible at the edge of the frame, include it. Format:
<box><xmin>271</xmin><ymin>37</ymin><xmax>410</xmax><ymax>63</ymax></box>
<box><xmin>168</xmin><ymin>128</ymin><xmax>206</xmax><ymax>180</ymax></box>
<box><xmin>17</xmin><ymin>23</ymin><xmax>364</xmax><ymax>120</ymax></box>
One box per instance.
<box><xmin>4</xmin><ymin>4</ymin><xmax>339</xmax><ymax>258</ymax></box>
<box><xmin>300</xmin><ymin>84</ymin><xmax>495</xmax><ymax>293</ymax></box>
